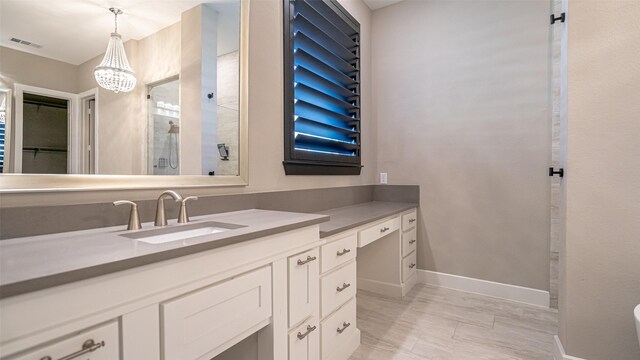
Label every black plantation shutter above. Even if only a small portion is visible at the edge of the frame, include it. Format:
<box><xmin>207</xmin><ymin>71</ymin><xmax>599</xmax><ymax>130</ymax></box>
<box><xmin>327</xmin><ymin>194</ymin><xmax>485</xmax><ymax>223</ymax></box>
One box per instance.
<box><xmin>284</xmin><ymin>0</ymin><xmax>362</xmax><ymax>175</ymax></box>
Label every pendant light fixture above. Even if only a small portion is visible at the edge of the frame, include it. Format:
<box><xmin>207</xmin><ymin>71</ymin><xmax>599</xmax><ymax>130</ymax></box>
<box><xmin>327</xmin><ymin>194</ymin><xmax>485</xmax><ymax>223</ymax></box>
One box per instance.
<box><xmin>94</xmin><ymin>8</ymin><xmax>136</xmax><ymax>93</ymax></box>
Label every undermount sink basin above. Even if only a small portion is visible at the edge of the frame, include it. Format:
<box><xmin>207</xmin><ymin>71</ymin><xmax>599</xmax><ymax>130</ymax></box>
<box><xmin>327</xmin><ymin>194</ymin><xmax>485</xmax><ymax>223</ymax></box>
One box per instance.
<box><xmin>120</xmin><ymin>221</ymin><xmax>246</xmax><ymax>244</ymax></box>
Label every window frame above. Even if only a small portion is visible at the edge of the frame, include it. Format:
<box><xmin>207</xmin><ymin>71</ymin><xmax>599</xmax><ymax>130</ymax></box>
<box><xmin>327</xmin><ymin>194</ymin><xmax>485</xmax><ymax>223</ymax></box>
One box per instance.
<box><xmin>283</xmin><ymin>0</ymin><xmax>362</xmax><ymax>175</ymax></box>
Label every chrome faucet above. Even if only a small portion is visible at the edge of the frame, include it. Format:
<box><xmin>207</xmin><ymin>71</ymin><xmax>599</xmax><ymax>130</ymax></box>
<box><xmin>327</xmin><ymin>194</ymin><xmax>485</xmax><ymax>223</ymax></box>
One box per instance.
<box><xmin>155</xmin><ymin>190</ymin><xmax>183</xmax><ymax>227</ymax></box>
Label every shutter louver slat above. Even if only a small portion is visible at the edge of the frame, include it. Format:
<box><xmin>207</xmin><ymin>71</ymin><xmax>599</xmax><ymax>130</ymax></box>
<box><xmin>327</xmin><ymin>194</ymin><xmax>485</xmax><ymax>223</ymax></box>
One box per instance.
<box><xmin>295</xmin><ymin>83</ymin><xmax>359</xmax><ymax>115</ymax></box>
<box><xmin>294</xmin><ymin>66</ymin><xmax>359</xmax><ymax>101</ymax></box>
<box><xmin>294</xmin><ymin>49</ymin><xmax>358</xmax><ymax>91</ymax></box>
<box><xmin>295</xmin><ymin>99</ymin><xmax>359</xmax><ymax>126</ymax></box>
<box><xmin>294</xmin><ymin>32</ymin><xmax>356</xmax><ymax>75</ymax></box>
<box><xmin>294</xmin><ymin>15</ymin><xmax>357</xmax><ymax>62</ymax></box>
<box><xmin>294</xmin><ymin>0</ymin><xmax>357</xmax><ymax>50</ymax></box>
<box><xmin>300</xmin><ymin>0</ymin><xmax>358</xmax><ymax>37</ymax></box>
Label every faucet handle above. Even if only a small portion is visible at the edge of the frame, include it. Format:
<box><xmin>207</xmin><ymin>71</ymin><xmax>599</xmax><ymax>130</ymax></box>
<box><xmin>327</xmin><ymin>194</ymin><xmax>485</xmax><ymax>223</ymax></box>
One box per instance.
<box><xmin>178</xmin><ymin>196</ymin><xmax>198</xmax><ymax>224</ymax></box>
<box><xmin>113</xmin><ymin>200</ymin><xmax>142</xmax><ymax>230</ymax></box>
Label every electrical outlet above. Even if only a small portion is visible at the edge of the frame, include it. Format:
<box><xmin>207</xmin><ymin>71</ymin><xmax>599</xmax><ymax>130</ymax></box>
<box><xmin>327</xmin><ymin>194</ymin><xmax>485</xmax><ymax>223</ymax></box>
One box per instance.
<box><xmin>380</xmin><ymin>172</ymin><xmax>388</xmax><ymax>184</ymax></box>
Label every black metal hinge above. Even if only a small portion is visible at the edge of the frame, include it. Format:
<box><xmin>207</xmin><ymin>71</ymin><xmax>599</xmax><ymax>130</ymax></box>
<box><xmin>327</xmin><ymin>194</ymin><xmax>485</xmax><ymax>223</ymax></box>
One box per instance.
<box><xmin>550</xmin><ymin>12</ymin><xmax>566</xmax><ymax>24</ymax></box>
<box><xmin>549</xmin><ymin>167</ymin><xmax>564</xmax><ymax>178</ymax></box>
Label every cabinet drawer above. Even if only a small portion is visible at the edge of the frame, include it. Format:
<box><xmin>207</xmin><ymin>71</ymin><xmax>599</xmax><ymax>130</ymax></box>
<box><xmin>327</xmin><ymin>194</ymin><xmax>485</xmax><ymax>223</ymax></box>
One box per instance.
<box><xmin>289</xmin><ymin>248</ymin><xmax>320</xmax><ymax>328</ymax></box>
<box><xmin>402</xmin><ymin>251</ymin><xmax>417</xmax><ymax>283</ymax></box>
<box><xmin>289</xmin><ymin>317</ymin><xmax>319</xmax><ymax>360</ymax></box>
<box><xmin>358</xmin><ymin>217</ymin><xmax>400</xmax><ymax>248</ymax></box>
<box><xmin>162</xmin><ymin>266</ymin><xmax>272</xmax><ymax>360</ymax></box>
<box><xmin>321</xmin><ymin>234</ymin><xmax>357</xmax><ymax>274</ymax></box>
<box><xmin>321</xmin><ymin>261</ymin><xmax>356</xmax><ymax>318</ymax></box>
<box><xmin>402</xmin><ymin>210</ymin><xmax>417</xmax><ymax>231</ymax></box>
<box><xmin>12</xmin><ymin>321</ymin><xmax>119</xmax><ymax>360</ymax></box>
<box><xmin>402</xmin><ymin>228</ymin><xmax>417</xmax><ymax>258</ymax></box>
<box><xmin>321</xmin><ymin>298</ymin><xmax>356</xmax><ymax>360</ymax></box>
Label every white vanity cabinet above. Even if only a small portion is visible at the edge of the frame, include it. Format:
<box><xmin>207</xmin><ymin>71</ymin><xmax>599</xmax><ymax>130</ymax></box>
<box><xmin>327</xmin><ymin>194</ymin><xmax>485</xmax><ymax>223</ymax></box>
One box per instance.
<box><xmin>288</xmin><ymin>248</ymin><xmax>320</xmax><ymax>328</ymax></box>
<box><xmin>354</xmin><ymin>208</ymin><xmax>418</xmax><ymax>299</ymax></box>
<box><xmin>318</xmin><ymin>233</ymin><xmax>360</xmax><ymax>360</ymax></box>
<box><xmin>0</xmin><ymin>225</ymin><xmax>322</xmax><ymax>360</ymax></box>
<box><xmin>161</xmin><ymin>266</ymin><xmax>272</xmax><ymax>360</ymax></box>
<box><xmin>9</xmin><ymin>321</ymin><xmax>119</xmax><ymax>360</ymax></box>
<box><xmin>288</xmin><ymin>317</ymin><xmax>320</xmax><ymax>360</ymax></box>
<box><xmin>401</xmin><ymin>210</ymin><xmax>418</xmax><ymax>283</ymax></box>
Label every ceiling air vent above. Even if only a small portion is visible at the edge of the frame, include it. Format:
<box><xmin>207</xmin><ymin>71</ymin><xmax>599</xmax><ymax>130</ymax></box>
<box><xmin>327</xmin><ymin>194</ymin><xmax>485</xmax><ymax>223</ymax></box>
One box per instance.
<box><xmin>9</xmin><ymin>37</ymin><xmax>43</xmax><ymax>49</ymax></box>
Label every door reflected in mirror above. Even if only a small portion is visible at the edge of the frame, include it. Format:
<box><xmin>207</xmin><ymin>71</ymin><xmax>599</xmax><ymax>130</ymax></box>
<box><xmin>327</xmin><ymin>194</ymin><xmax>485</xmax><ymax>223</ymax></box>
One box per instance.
<box><xmin>0</xmin><ymin>0</ymin><xmax>241</xmax><ymax>176</ymax></box>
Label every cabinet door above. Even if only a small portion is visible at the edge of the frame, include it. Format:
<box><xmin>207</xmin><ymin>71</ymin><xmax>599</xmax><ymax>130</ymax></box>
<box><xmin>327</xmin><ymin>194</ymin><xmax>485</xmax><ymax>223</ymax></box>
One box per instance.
<box><xmin>289</xmin><ymin>248</ymin><xmax>320</xmax><ymax>328</ymax></box>
<box><xmin>401</xmin><ymin>210</ymin><xmax>417</xmax><ymax>231</ymax></box>
<box><xmin>321</xmin><ymin>261</ymin><xmax>357</xmax><ymax>318</ymax></box>
<box><xmin>289</xmin><ymin>317</ymin><xmax>319</xmax><ymax>360</ymax></box>
<box><xmin>12</xmin><ymin>321</ymin><xmax>119</xmax><ymax>360</ymax></box>
<box><xmin>402</xmin><ymin>251</ymin><xmax>417</xmax><ymax>283</ymax></box>
<box><xmin>402</xmin><ymin>228</ymin><xmax>417</xmax><ymax>258</ymax></box>
<box><xmin>320</xmin><ymin>234</ymin><xmax>357</xmax><ymax>274</ymax></box>
<box><xmin>321</xmin><ymin>299</ymin><xmax>356</xmax><ymax>360</ymax></box>
<box><xmin>161</xmin><ymin>266</ymin><xmax>272</xmax><ymax>360</ymax></box>
<box><xmin>358</xmin><ymin>217</ymin><xmax>400</xmax><ymax>248</ymax></box>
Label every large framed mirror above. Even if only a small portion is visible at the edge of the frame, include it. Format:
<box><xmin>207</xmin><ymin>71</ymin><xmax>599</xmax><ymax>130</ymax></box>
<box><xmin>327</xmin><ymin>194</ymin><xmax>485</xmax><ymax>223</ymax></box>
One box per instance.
<box><xmin>0</xmin><ymin>0</ymin><xmax>249</xmax><ymax>192</ymax></box>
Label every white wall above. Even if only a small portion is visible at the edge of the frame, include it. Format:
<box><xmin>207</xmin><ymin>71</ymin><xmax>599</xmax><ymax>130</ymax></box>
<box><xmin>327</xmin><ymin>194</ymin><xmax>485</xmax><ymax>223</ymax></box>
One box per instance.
<box><xmin>372</xmin><ymin>0</ymin><xmax>551</xmax><ymax>290</ymax></box>
<box><xmin>559</xmin><ymin>0</ymin><xmax>640</xmax><ymax>359</ymax></box>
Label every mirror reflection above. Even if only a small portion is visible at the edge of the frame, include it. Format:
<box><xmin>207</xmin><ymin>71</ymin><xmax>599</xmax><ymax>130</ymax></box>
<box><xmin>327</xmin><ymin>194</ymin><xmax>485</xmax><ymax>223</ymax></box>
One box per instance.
<box><xmin>0</xmin><ymin>0</ymin><xmax>241</xmax><ymax>176</ymax></box>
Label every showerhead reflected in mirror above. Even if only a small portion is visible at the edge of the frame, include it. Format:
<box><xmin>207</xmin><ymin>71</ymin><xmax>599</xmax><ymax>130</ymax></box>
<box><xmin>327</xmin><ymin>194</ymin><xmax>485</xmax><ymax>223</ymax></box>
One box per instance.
<box><xmin>0</xmin><ymin>0</ymin><xmax>241</xmax><ymax>177</ymax></box>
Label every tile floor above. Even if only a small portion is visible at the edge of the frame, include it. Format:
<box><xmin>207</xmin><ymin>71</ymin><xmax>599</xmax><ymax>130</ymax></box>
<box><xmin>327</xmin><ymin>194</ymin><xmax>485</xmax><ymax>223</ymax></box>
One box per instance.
<box><xmin>350</xmin><ymin>284</ymin><xmax>557</xmax><ymax>360</ymax></box>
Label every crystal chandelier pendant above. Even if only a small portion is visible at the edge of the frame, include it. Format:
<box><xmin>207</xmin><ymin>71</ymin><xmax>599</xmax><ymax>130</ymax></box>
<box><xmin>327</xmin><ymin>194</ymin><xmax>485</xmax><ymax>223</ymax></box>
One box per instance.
<box><xmin>94</xmin><ymin>8</ymin><xmax>136</xmax><ymax>93</ymax></box>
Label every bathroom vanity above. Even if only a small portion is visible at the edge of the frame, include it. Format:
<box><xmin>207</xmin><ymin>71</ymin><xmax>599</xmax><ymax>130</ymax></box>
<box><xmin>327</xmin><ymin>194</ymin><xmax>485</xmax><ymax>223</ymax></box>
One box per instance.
<box><xmin>0</xmin><ymin>202</ymin><xmax>417</xmax><ymax>360</ymax></box>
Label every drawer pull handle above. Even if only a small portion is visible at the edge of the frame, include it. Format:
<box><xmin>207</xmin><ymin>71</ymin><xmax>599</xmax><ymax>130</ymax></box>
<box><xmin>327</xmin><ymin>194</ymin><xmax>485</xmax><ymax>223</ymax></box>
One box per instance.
<box><xmin>337</xmin><ymin>321</ymin><xmax>351</xmax><ymax>334</ymax></box>
<box><xmin>336</xmin><ymin>282</ymin><xmax>351</xmax><ymax>292</ymax></box>
<box><xmin>380</xmin><ymin>226</ymin><xmax>390</xmax><ymax>233</ymax></box>
<box><xmin>40</xmin><ymin>339</ymin><xmax>105</xmax><ymax>360</ymax></box>
<box><xmin>297</xmin><ymin>255</ymin><xmax>317</xmax><ymax>265</ymax></box>
<box><xmin>336</xmin><ymin>248</ymin><xmax>351</xmax><ymax>256</ymax></box>
<box><xmin>409</xmin><ymin>239</ymin><xmax>417</xmax><ymax>245</ymax></box>
<box><xmin>409</xmin><ymin>218</ymin><xmax>416</xmax><ymax>223</ymax></box>
<box><xmin>409</xmin><ymin>263</ymin><xmax>416</xmax><ymax>269</ymax></box>
<box><xmin>297</xmin><ymin>325</ymin><xmax>317</xmax><ymax>340</ymax></box>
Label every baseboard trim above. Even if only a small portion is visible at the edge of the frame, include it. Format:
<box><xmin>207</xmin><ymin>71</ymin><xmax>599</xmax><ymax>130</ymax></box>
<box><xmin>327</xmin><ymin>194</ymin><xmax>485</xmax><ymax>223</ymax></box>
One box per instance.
<box><xmin>402</xmin><ymin>273</ymin><xmax>418</xmax><ymax>297</ymax></box>
<box><xmin>554</xmin><ymin>335</ymin><xmax>588</xmax><ymax>360</ymax></box>
<box><xmin>357</xmin><ymin>278</ymin><xmax>403</xmax><ymax>299</ymax></box>
<box><xmin>417</xmin><ymin>270</ymin><xmax>550</xmax><ymax>308</ymax></box>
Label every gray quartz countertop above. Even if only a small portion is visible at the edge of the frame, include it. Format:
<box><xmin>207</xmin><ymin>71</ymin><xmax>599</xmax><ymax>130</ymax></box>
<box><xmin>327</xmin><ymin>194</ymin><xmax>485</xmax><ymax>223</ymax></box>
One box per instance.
<box><xmin>0</xmin><ymin>201</ymin><xmax>418</xmax><ymax>299</ymax></box>
<box><xmin>0</xmin><ymin>209</ymin><xmax>329</xmax><ymax>299</ymax></box>
<box><xmin>317</xmin><ymin>201</ymin><xmax>417</xmax><ymax>238</ymax></box>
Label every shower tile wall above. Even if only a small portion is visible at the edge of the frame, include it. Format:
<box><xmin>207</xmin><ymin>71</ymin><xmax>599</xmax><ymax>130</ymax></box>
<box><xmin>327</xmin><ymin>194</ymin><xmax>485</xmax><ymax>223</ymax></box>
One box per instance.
<box><xmin>549</xmin><ymin>0</ymin><xmax>562</xmax><ymax>309</ymax></box>
<box><xmin>150</xmin><ymin>81</ymin><xmax>180</xmax><ymax>176</ymax></box>
<box><xmin>216</xmin><ymin>51</ymin><xmax>239</xmax><ymax>176</ymax></box>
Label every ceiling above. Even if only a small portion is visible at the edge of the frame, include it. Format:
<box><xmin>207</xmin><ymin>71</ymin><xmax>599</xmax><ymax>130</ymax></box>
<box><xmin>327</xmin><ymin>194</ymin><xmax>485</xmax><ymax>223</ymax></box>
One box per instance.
<box><xmin>362</xmin><ymin>0</ymin><xmax>405</xmax><ymax>11</ymax></box>
<box><xmin>0</xmin><ymin>0</ymin><xmax>240</xmax><ymax>66</ymax></box>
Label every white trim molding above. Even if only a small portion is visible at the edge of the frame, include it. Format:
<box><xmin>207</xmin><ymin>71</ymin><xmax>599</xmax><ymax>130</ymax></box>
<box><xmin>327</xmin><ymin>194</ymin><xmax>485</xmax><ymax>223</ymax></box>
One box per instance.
<box><xmin>554</xmin><ymin>335</ymin><xmax>588</xmax><ymax>360</ymax></box>
<box><xmin>417</xmin><ymin>269</ymin><xmax>550</xmax><ymax>308</ymax></box>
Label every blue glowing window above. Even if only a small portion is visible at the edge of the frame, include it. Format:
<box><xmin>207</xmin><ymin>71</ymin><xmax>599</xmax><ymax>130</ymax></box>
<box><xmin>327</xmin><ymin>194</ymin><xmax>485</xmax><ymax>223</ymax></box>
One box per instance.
<box><xmin>284</xmin><ymin>0</ymin><xmax>361</xmax><ymax>175</ymax></box>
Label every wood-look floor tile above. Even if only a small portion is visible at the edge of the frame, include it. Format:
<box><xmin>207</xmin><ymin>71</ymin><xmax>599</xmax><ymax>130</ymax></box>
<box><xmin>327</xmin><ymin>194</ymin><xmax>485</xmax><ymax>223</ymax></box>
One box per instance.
<box><xmin>452</xmin><ymin>321</ymin><xmax>554</xmax><ymax>359</ymax></box>
<box><xmin>350</xmin><ymin>344</ymin><xmax>424</xmax><ymax>360</ymax></box>
<box><xmin>410</xmin><ymin>336</ymin><xmax>523</xmax><ymax>360</ymax></box>
<box><xmin>351</xmin><ymin>284</ymin><xmax>557</xmax><ymax>360</ymax></box>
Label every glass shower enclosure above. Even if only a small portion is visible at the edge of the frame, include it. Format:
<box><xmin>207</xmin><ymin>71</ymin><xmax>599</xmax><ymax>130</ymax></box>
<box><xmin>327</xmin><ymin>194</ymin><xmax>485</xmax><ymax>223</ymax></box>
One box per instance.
<box><xmin>147</xmin><ymin>77</ymin><xmax>180</xmax><ymax>175</ymax></box>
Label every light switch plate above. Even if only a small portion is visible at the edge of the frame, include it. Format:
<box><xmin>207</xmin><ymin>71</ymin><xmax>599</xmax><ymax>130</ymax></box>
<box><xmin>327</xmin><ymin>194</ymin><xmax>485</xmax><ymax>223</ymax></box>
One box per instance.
<box><xmin>380</xmin><ymin>172</ymin><xmax>388</xmax><ymax>184</ymax></box>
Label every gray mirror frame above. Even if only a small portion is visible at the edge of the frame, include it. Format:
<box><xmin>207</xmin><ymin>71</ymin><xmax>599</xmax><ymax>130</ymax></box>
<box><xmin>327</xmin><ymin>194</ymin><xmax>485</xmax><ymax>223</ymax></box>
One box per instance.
<box><xmin>0</xmin><ymin>0</ymin><xmax>250</xmax><ymax>193</ymax></box>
